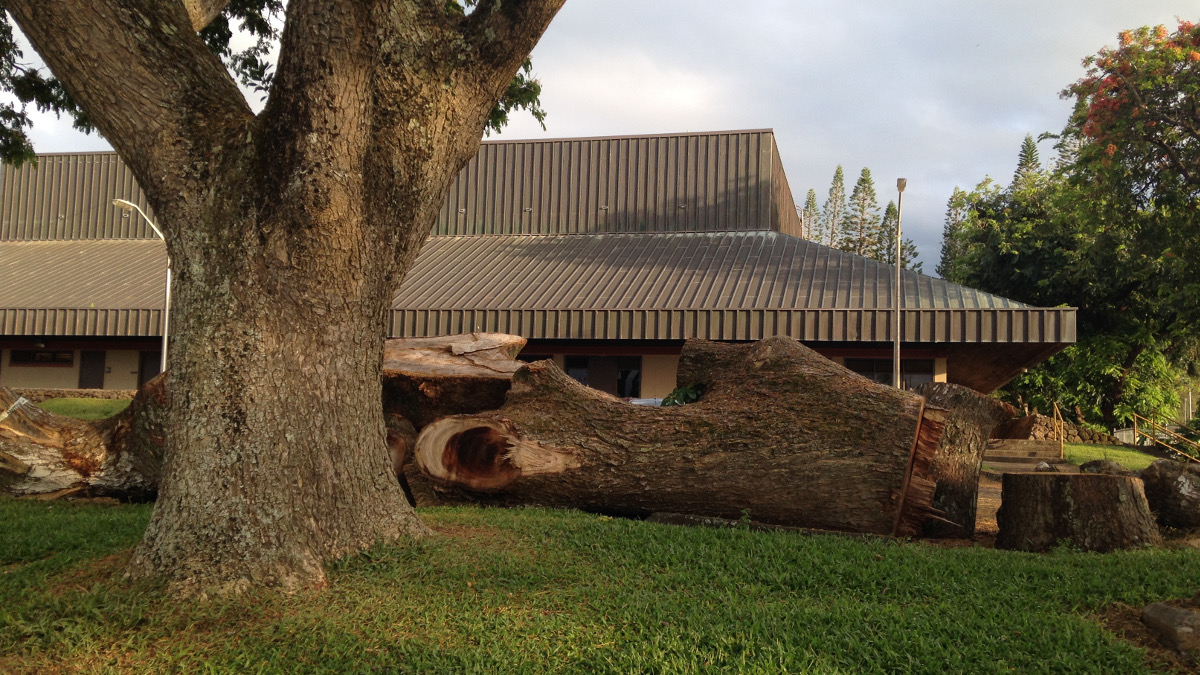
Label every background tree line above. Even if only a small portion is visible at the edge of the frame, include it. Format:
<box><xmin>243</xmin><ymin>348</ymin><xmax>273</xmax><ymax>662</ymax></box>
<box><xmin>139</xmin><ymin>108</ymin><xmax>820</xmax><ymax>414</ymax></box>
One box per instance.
<box><xmin>800</xmin><ymin>166</ymin><xmax>921</xmax><ymax>271</ymax></box>
<box><xmin>938</xmin><ymin>21</ymin><xmax>1200</xmax><ymax>432</ymax></box>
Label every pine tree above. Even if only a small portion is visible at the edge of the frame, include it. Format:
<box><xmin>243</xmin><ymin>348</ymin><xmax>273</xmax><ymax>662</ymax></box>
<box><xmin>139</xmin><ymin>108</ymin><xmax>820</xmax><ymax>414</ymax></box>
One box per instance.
<box><xmin>1012</xmin><ymin>133</ymin><xmax>1041</xmax><ymax>187</ymax></box>
<box><xmin>877</xmin><ymin>200</ymin><xmax>922</xmax><ymax>271</ymax></box>
<box><xmin>818</xmin><ymin>166</ymin><xmax>846</xmax><ymax>247</ymax></box>
<box><xmin>839</xmin><ymin>167</ymin><xmax>881</xmax><ymax>257</ymax></box>
<box><xmin>799</xmin><ymin>189</ymin><xmax>819</xmax><ymax>240</ymax></box>
<box><xmin>937</xmin><ymin>187</ymin><xmax>972</xmax><ymax>282</ymax></box>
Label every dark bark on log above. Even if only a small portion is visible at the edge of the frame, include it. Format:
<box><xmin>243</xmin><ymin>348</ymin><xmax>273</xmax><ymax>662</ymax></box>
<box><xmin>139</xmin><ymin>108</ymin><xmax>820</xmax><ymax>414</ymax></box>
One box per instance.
<box><xmin>381</xmin><ymin>333</ymin><xmax>527</xmax><ymax>429</ymax></box>
<box><xmin>912</xmin><ymin>382</ymin><xmax>1017</xmax><ymax>538</ymax></box>
<box><xmin>413</xmin><ymin>337</ymin><xmax>945</xmax><ymax>536</ymax></box>
<box><xmin>996</xmin><ymin>473</ymin><xmax>1162</xmax><ymax>552</ymax></box>
<box><xmin>0</xmin><ymin>376</ymin><xmax>167</xmax><ymax>501</ymax></box>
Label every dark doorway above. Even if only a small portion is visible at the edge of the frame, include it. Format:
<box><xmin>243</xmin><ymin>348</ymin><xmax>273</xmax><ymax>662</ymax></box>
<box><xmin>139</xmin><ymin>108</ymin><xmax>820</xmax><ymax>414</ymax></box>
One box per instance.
<box><xmin>562</xmin><ymin>355</ymin><xmax>642</xmax><ymax>398</ymax></box>
<box><xmin>138</xmin><ymin>351</ymin><xmax>162</xmax><ymax>388</ymax></box>
<box><xmin>78</xmin><ymin>350</ymin><xmax>106</xmax><ymax>389</ymax></box>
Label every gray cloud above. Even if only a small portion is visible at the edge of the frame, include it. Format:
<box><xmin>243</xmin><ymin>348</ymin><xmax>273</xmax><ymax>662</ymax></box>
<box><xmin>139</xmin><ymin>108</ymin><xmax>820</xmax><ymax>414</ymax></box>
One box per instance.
<box><xmin>16</xmin><ymin>0</ymin><xmax>1195</xmax><ymax>270</ymax></box>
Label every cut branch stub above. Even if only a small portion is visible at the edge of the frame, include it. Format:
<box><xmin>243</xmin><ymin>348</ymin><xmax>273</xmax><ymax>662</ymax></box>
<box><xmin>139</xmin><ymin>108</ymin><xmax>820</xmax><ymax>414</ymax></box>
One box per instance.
<box><xmin>382</xmin><ymin>333</ymin><xmax>527</xmax><ymax>429</ymax></box>
<box><xmin>413</xmin><ymin>337</ymin><xmax>945</xmax><ymax>536</ymax></box>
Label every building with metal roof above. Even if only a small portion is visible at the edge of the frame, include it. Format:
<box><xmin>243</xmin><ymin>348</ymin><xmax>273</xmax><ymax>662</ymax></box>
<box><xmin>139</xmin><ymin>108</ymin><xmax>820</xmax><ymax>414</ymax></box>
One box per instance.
<box><xmin>0</xmin><ymin>130</ymin><xmax>1075</xmax><ymax>396</ymax></box>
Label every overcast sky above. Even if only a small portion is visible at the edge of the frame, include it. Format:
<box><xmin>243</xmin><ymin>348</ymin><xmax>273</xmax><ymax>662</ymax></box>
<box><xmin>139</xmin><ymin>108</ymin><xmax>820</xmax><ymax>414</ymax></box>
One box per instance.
<box><xmin>16</xmin><ymin>1</ymin><xmax>1196</xmax><ymax>271</ymax></box>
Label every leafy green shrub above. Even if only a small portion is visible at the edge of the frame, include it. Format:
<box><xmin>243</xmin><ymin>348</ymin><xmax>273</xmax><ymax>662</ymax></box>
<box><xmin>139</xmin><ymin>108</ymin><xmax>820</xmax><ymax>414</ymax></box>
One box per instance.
<box><xmin>661</xmin><ymin>383</ymin><xmax>703</xmax><ymax>406</ymax></box>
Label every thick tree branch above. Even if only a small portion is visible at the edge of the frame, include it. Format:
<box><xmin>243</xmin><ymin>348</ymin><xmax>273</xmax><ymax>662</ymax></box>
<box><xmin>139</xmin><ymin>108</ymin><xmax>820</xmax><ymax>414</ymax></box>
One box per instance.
<box><xmin>184</xmin><ymin>0</ymin><xmax>232</xmax><ymax>31</ymax></box>
<box><xmin>462</xmin><ymin>0</ymin><xmax>566</xmax><ymax>102</ymax></box>
<box><xmin>4</xmin><ymin>0</ymin><xmax>253</xmax><ymax>222</ymax></box>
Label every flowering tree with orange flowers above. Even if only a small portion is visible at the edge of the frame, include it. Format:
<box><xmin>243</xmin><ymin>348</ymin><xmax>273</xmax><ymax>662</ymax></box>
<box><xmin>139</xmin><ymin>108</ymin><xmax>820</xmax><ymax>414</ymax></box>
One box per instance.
<box><xmin>1065</xmin><ymin>21</ymin><xmax>1200</xmax><ymax>207</ymax></box>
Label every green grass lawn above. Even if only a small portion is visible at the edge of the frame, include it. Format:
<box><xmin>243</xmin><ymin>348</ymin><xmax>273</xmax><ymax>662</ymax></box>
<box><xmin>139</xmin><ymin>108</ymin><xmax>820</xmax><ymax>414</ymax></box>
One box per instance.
<box><xmin>1063</xmin><ymin>442</ymin><xmax>1161</xmax><ymax>472</ymax></box>
<box><xmin>35</xmin><ymin>397</ymin><xmax>131</xmax><ymax>420</ymax></box>
<box><xmin>1</xmin><ymin>499</ymin><xmax>1196</xmax><ymax>674</ymax></box>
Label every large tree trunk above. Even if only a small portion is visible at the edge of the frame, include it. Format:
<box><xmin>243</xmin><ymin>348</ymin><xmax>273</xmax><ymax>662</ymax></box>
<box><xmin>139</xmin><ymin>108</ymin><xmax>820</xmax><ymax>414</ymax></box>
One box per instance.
<box><xmin>412</xmin><ymin>338</ymin><xmax>946</xmax><ymax>536</ymax></box>
<box><xmin>995</xmin><ymin>473</ymin><xmax>1161</xmax><ymax>552</ymax></box>
<box><xmin>5</xmin><ymin>0</ymin><xmax>564</xmax><ymax>591</ymax></box>
<box><xmin>912</xmin><ymin>382</ymin><xmax>1016</xmax><ymax>538</ymax></box>
<box><xmin>0</xmin><ymin>380</ymin><xmax>166</xmax><ymax>500</ymax></box>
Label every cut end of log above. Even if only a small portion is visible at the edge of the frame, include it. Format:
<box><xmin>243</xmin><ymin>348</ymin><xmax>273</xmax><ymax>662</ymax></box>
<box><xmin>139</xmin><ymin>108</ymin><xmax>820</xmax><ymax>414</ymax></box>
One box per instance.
<box><xmin>894</xmin><ymin>405</ymin><xmax>947</xmax><ymax>537</ymax></box>
<box><xmin>414</xmin><ymin>416</ymin><xmax>580</xmax><ymax>491</ymax></box>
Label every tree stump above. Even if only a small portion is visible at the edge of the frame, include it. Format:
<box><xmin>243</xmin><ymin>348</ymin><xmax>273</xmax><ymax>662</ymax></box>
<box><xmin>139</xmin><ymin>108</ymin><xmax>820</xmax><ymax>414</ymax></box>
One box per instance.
<box><xmin>996</xmin><ymin>473</ymin><xmax>1161</xmax><ymax>552</ymax></box>
<box><xmin>412</xmin><ymin>337</ymin><xmax>946</xmax><ymax>536</ymax></box>
<box><xmin>913</xmin><ymin>382</ymin><xmax>1016</xmax><ymax>538</ymax></box>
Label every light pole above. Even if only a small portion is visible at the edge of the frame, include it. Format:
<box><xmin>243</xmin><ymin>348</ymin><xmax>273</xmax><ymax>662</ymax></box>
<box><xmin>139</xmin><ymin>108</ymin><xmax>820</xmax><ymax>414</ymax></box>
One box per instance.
<box><xmin>112</xmin><ymin>198</ymin><xmax>170</xmax><ymax>374</ymax></box>
<box><xmin>894</xmin><ymin>178</ymin><xmax>906</xmax><ymax>389</ymax></box>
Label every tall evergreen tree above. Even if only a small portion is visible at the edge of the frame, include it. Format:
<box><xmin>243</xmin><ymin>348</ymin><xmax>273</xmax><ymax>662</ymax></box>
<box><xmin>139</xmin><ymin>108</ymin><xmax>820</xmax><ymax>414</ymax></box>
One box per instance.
<box><xmin>937</xmin><ymin>186</ymin><xmax>972</xmax><ymax>282</ymax></box>
<box><xmin>799</xmin><ymin>189</ymin><xmax>819</xmax><ymax>240</ymax></box>
<box><xmin>1012</xmin><ymin>133</ymin><xmax>1041</xmax><ymax>187</ymax></box>
<box><xmin>817</xmin><ymin>166</ymin><xmax>846</xmax><ymax>247</ymax></box>
<box><xmin>876</xmin><ymin>200</ymin><xmax>922</xmax><ymax>272</ymax></box>
<box><xmin>839</xmin><ymin>167</ymin><xmax>880</xmax><ymax>257</ymax></box>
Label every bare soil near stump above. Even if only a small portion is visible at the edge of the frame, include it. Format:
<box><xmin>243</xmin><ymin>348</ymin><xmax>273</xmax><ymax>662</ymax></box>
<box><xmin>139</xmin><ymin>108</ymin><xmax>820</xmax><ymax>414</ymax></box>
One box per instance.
<box><xmin>974</xmin><ymin>472</ymin><xmax>1200</xmax><ymax>672</ymax></box>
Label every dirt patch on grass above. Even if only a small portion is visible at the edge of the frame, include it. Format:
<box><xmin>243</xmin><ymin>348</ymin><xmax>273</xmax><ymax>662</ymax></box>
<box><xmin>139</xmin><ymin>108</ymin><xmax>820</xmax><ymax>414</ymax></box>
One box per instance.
<box><xmin>975</xmin><ymin>474</ymin><xmax>1001</xmax><ymax>536</ymax></box>
<box><xmin>1094</xmin><ymin>595</ymin><xmax>1200</xmax><ymax>674</ymax></box>
<box><xmin>47</xmin><ymin>552</ymin><xmax>132</xmax><ymax>595</ymax></box>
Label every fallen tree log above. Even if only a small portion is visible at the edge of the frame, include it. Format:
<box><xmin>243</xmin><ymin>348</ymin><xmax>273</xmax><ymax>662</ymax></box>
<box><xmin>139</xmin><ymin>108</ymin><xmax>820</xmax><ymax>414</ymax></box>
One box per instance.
<box><xmin>381</xmin><ymin>333</ymin><xmax>527</xmax><ymax>429</ymax></box>
<box><xmin>412</xmin><ymin>337</ymin><xmax>946</xmax><ymax>536</ymax></box>
<box><xmin>0</xmin><ymin>376</ymin><xmax>167</xmax><ymax>500</ymax></box>
<box><xmin>912</xmin><ymin>382</ymin><xmax>1016</xmax><ymax>538</ymax></box>
<box><xmin>995</xmin><ymin>473</ymin><xmax>1161</xmax><ymax>552</ymax></box>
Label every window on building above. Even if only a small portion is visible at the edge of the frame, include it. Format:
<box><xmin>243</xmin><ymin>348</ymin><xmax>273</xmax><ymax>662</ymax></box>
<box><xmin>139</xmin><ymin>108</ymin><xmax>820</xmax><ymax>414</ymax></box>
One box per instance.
<box><xmin>844</xmin><ymin>358</ymin><xmax>934</xmax><ymax>390</ymax></box>
<box><xmin>564</xmin><ymin>356</ymin><xmax>589</xmax><ymax>386</ymax></box>
<box><xmin>562</xmin><ymin>355</ymin><xmax>642</xmax><ymax>398</ymax></box>
<box><xmin>10</xmin><ymin>350</ymin><xmax>74</xmax><ymax>366</ymax></box>
<box><xmin>615</xmin><ymin>356</ymin><xmax>642</xmax><ymax>398</ymax></box>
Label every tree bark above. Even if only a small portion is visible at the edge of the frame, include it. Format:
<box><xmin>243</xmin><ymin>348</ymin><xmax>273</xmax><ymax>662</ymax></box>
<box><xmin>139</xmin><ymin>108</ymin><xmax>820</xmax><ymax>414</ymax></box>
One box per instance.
<box><xmin>0</xmin><ymin>380</ymin><xmax>167</xmax><ymax>501</ymax></box>
<box><xmin>382</xmin><ymin>333</ymin><xmax>527</xmax><ymax>429</ymax></box>
<box><xmin>912</xmin><ymin>382</ymin><xmax>1016</xmax><ymax>538</ymax></box>
<box><xmin>996</xmin><ymin>473</ymin><xmax>1162</xmax><ymax>552</ymax></box>
<box><xmin>412</xmin><ymin>337</ymin><xmax>946</xmax><ymax>536</ymax></box>
<box><xmin>4</xmin><ymin>0</ymin><xmax>566</xmax><ymax>591</ymax></box>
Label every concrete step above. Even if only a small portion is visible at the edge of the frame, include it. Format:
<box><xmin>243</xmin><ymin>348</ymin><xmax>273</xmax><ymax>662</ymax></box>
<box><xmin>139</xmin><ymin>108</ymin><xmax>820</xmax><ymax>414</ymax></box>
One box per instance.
<box><xmin>981</xmin><ymin>454</ymin><xmax>1065</xmax><ymax>464</ymax></box>
<box><xmin>984</xmin><ymin>439</ymin><xmax>1061</xmax><ymax>461</ymax></box>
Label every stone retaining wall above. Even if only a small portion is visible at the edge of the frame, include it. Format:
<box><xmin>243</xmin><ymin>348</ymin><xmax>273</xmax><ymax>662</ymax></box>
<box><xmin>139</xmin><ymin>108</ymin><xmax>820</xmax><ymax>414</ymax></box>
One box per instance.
<box><xmin>993</xmin><ymin>413</ymin><xmax>1124</xmax><ymax>446</ymax></box>
<box><xmin>11</xmin><ymin>388</ymin><xmax>137</xmax><ymax>403</ymax></box>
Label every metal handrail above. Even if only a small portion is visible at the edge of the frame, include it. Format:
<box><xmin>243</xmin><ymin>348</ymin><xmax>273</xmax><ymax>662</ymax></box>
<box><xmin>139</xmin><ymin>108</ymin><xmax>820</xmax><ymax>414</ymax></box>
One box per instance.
<box><xmin>1131</xmin><ymin>412</ymin><xmax>1200</xmax><ymax>463</ymax></box>
<box><xmin>1052</xmin><ymin>402</ymin><xmax>1065</xmax><ymax>459</ymax></box>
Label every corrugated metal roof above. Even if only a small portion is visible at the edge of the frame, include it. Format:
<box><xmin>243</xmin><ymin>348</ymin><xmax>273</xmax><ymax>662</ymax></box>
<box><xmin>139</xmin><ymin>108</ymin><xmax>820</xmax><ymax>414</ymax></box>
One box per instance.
<box><xmin>1</xmin><ymin>130</ymin><xmax>800</xmax><ymax>241</ymax></box>
<box><xmin>0</xmin><ymin>240</ymin><xmax>167</xmax><ymax>307</ymax></box>
<box><xmin>395</xmin><ymin>231</ymin><xmax>1030</xmax><ymax>311</ymax></box>
<box><xmin>0</xmin><ymin>153</ymin><xmax>158</xmax><ymax>241</ymax></box>
<box><xmin>0</xmin><ymin>234</ymin><xmax>1074</xmax><ymax>345</ymax></box>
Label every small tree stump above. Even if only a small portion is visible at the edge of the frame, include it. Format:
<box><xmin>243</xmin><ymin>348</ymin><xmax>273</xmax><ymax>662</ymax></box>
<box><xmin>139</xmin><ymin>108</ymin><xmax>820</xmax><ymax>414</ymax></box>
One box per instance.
<box><xmin>996</xmin><ymin>473</ymin><xmax>1161</xmax><ymax>552</ymax></box>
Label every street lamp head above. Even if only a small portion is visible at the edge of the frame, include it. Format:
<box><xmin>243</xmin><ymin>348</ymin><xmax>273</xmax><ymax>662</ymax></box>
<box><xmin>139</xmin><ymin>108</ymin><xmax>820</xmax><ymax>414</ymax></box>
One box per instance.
<box><xmin>111</xmin><ymin>198</ymin><xmax>136</xmax><ymax>211</ymax></box>
<box><xmin>896</xmin><ymin>178</ymin><xmax>907</xmax><ymax>193</ymax></box>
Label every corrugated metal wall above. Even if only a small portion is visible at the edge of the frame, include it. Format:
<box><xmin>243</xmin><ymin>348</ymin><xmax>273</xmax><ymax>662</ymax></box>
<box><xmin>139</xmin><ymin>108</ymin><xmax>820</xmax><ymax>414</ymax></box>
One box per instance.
<box><xmin>1</xmin><ymin>130</ymin><xmax>794</xmax><ymax>241</ymax></box>
<box><xmin>434</xmin><ymin>130</ymin><xmax>780</xmax><ymax>236</ymax></box>
<box><xmin>0</xmin><ymin>153</ymin><xmax>157</xmax><ymax>241</ymax></box>
<box><xmin>388</xmin><ymin>307</ymin><xmax>1077</xmax><ymax>343</ymax></box>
